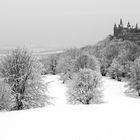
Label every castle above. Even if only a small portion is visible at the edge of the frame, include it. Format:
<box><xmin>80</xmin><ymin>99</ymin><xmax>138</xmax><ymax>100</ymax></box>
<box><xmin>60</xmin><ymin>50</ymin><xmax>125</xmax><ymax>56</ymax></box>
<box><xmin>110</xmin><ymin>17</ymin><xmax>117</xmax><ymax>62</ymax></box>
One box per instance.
<box><xmin>113</xmin><ymin>19</ymin><xmax>140</xmax><ymax>44</ymax></box>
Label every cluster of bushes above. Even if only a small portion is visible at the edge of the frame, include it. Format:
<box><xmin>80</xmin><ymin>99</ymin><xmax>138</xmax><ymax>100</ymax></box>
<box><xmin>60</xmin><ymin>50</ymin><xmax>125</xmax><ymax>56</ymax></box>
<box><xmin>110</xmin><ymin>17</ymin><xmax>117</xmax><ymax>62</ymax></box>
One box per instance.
<box><xmin>0</xmin><ymin>48</ymin><xmax>50</xmax><ymax>111</ymax></box>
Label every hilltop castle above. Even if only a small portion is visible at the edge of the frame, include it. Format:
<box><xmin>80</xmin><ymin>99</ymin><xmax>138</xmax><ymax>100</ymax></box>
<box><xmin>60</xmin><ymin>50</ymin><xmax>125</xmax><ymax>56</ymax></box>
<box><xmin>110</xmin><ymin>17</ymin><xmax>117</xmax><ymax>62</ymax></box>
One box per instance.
<box><xmin>113</xmin><ymin>19</ymin><xmax>140</xmax><ymax>44</ymax></box>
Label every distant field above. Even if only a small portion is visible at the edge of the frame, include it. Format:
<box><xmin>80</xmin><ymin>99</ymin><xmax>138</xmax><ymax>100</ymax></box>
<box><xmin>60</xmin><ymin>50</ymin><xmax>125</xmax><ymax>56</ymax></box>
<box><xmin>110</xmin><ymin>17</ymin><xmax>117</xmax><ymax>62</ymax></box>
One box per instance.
<box><xmin>0</xmin><ymin>48</ymin><xmax>64</xmax><ymax>58</ymax></box>
<box><xmin>33</xmin><ymin>49</ymin><xmax>64</xmax><ymax>57</ymax></box>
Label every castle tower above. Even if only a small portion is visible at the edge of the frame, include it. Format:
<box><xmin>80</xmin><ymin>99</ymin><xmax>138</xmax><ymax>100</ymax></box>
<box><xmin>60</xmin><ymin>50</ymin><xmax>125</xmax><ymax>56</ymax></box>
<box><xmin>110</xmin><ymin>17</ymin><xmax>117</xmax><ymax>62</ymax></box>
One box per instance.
<box><xmin>113</xmin><ymin>24</ymin><xmax>117</xmax><ymax>36</ymax></box>
<box><xmin>136</xmin><ymin>23</ymin><xmax>138</xmax><ymax>29</ymax></box>
<box><xmin>119</xmin><ymin>18</ymin><xmax>123</xmax><ymax>28</ymax></box>
<box><xmin>114</xmin><ymin>24</ymin><xmax>117</xmax><ymax>28</ymax></box>
<box><xmin>120</xmin><ymin>18</ymin><xmax>123</xmax><ymax>25</ymax></box>
<box><xmin>127</xmin><ymin>22</ymin><xmax>131</xmax><ymax>28</ymax></box>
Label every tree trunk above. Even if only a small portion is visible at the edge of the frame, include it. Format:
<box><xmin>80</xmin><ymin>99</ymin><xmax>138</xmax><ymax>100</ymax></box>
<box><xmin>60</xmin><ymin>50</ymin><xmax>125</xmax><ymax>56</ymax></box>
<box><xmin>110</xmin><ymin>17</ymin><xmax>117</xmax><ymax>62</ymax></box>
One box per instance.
<box><xmin>86</xmin><ymin>99</ymin><xmax>90</xmax><ymax>104</ymax></box>
<box><xmin>16</xmin><ymin>94</ymin><xmax>23</xmax><ymax>110</ymax></box>
<box><xmin>17</xmin><ymin>100</ymin><xmax>23</xmax><ymax>110</ymax></box>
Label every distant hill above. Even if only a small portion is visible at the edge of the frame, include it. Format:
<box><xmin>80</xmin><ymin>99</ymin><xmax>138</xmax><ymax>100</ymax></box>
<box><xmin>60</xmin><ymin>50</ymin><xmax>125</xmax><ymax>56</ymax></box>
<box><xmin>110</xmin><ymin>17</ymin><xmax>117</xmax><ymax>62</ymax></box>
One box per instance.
<box><xmin>0</xmin><ymin>46</ymin><xmax>64</xmax><ymax>57</ymax></box>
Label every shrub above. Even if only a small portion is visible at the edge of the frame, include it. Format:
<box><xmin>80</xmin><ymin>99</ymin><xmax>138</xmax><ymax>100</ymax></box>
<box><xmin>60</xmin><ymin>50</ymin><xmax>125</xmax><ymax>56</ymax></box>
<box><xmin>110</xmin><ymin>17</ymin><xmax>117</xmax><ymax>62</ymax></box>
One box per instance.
<box><xmin>67</xmin><ymin>69</ymin><xmax>103</xmax><ymax>104</ymax></box>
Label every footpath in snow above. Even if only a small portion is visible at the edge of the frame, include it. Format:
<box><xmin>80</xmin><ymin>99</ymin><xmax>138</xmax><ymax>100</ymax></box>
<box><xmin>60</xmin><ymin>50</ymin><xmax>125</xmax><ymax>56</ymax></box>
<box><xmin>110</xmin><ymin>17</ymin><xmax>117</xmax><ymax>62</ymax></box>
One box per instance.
<box><xmin>43</xmin><ymin>75</ymin><xmax>67</xmax><ymax>105</ymax></box>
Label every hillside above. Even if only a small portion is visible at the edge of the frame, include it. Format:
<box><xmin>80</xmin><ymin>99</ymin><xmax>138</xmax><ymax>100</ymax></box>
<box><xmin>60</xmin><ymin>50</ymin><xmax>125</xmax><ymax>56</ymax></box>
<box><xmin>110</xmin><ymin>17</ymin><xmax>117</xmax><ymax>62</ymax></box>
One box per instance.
<box><xmin>1</xmin><ymin>75</ymin><xmax>140</xmax><ymax>140</ymax></box>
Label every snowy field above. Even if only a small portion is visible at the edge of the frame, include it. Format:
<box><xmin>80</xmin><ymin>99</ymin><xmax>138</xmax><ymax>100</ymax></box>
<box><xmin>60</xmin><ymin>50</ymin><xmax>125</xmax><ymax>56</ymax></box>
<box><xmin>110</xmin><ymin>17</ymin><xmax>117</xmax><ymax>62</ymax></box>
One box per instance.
<box><xmin>0</xmin><ymin>75</ymin><xmax>140</xmax><ymax>140</ymax></box>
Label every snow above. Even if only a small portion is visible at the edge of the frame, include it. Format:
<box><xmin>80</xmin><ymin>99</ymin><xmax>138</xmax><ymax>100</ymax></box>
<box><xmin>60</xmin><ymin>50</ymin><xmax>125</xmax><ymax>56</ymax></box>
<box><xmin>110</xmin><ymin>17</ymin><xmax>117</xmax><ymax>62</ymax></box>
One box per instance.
<box><xmin>0</xmin><ymin>75</ymin><xmax>140</xmax><ymax>140</ymax></box>
<box><xmin>43</xmin><ymin>75</ymin><xmax>67</xmax><ymax>105</ymax></box>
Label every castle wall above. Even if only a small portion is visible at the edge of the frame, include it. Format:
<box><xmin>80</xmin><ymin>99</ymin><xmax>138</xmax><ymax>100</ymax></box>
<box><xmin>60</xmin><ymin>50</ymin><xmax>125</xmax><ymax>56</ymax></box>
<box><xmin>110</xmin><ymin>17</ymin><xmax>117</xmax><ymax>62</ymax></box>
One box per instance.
<box><xmin>125</xmin><ymin>33</ymin><xmax>140</xmax><ymax>44</ymax></box>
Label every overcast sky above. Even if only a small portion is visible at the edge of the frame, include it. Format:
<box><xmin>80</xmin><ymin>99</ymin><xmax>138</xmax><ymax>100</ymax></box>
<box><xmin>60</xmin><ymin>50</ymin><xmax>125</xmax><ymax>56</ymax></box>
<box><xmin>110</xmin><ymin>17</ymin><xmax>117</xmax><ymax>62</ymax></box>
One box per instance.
<box><xmin>0</xmin><ymin>0</ymin><xmax>139</xmax><ymax>50</ymax></box>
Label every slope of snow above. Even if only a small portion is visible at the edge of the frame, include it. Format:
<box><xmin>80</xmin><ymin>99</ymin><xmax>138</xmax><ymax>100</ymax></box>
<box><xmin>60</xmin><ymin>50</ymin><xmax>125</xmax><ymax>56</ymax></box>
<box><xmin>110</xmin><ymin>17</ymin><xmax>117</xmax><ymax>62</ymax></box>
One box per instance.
<box><xmin>43</xmin><ymin>75</ymin><xmax>67</xmax><ymax>105</ymax></box>
<box><xmin>0</xmin><ymin>75</ymin><xmax>140</xmax><ymax>140</ymax></box>
<box><xmin>103</xmin><ymin>77</ymin><xmax>140</xmax><ymax>108</ymax></box>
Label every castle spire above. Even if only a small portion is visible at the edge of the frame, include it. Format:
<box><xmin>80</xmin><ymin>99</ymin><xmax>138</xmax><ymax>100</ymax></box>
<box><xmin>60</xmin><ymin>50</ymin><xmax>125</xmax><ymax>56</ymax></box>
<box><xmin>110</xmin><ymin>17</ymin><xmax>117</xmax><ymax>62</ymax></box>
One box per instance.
<box><xmin>119</xmin><ymin>18</ymin><xmax>123</xmax><ymax>28</ymax></box>
<box><xmin>136</xmin><ymin>23</ymin><xmax>138</xmax><ymax>29</ymax></box>
<box><xmin>120</xmin><ymin>18</ymin><xmax>123</xmax><ymax>25</ymax></box>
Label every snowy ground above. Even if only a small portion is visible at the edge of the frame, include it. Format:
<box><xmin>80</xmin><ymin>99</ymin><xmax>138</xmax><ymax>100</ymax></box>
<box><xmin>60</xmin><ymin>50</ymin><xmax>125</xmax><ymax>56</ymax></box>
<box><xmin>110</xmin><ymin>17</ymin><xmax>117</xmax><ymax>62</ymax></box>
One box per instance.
<box><xmin>0</xmin><ymin>75</ymin><xmax>140</xmax><ymax>140</ymax></box>
<box><xmin>43</xmin><ymin>75</ymin><xmax>67</xmax><ymax>105</ymax></box>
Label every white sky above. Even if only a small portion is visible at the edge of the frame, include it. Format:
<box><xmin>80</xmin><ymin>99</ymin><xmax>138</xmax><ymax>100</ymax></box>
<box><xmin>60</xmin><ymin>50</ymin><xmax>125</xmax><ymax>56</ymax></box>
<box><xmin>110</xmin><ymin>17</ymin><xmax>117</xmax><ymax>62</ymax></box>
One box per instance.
<box><xmin>0</xmin><ymin>0</ymin><xmax>139</xmax><ymax>50</ymax></box>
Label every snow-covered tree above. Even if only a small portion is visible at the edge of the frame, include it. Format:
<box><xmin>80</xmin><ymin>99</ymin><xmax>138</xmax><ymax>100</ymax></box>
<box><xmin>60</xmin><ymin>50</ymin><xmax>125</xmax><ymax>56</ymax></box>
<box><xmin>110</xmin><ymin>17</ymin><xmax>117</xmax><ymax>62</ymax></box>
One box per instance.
<box><xmin>67</xmin><ymin>69</ymin><xmax>103</xmax><ymax>104</ymax></box>
<box><xmin>57</xmin><ymin>56</ymin><xmax>75</xmax><ymax>83</ymax></box>
<box><xmin>62</xmin><ymin>48</ymin><xmax>80</xmax><ymax>60</ymax></box>
<box><xmin>0</xmin><ymin>48</ymin><xmax>50</xmax><ymax>110</ymax></box>
<box><xmin>100</xmin><ymin>57</ymin><xmax>109</xmax><ymax>76</ymax></box>
<box><xmin>42</xmin><ymin>54</ymin><xmax>59</xmax><ymax>75</ymax></box>
<box><xmin>107</xmin><ymin>59</ymin><xmax>124</xmax><ymax>81</ymax></box>
<box><xmin>74</xmin><ymin>54</ymin><xmax>100</xmax><ymax>73</ymax></box>
<box><xmin>127</xmin><ymin>57</ymin><xmax>140</xmax><ymax>96</ymax></box>
<box><xmin>0</xmin><ymin>81</ymin><xmax>15</xmax><ymax>111</ymax></box>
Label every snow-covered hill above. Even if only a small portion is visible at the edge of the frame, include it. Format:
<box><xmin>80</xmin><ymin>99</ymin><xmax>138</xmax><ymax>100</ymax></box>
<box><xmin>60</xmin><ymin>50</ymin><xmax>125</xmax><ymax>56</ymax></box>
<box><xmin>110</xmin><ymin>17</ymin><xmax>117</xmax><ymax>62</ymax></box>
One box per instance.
<box><xmin>0</xmin><ymin>75</ymin><xmax>140</xmax><ymax>140</ymax></box>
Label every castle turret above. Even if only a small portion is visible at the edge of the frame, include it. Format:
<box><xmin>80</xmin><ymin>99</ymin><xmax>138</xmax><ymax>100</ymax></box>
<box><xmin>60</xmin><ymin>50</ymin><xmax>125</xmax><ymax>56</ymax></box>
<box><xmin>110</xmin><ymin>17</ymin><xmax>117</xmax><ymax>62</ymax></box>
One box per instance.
<box><xmin>127</xmin><ymin>22</ymin><xmax>131</xmax><ymax>28</ymax></box>
<box><xmin>114</xmin><ymin>23</ymin><xmax>119</xmax><ymax>36</ymax></box>
<box><xmin>119</xmin><ymin>18</ymin><xmax>123</xmax><ymax>28</ymax></box>
<box><xmin>114</xmin><ymin>24</ymin><xmax>117</xmax><ymax>29</ymax></box>
<box><xmin>136</xmin><ymin>23</ymin><xmax>138</xmax><ymax>29</ymax></box>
